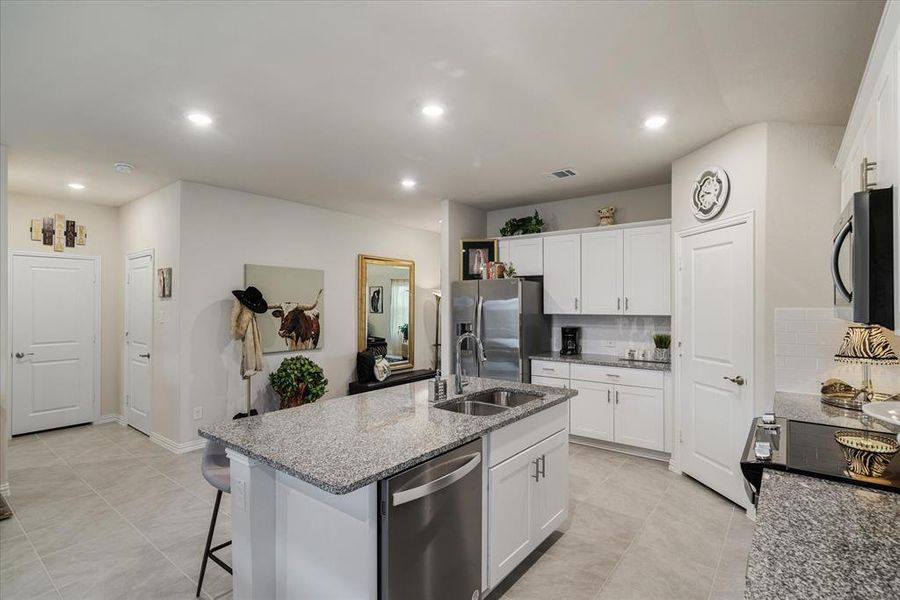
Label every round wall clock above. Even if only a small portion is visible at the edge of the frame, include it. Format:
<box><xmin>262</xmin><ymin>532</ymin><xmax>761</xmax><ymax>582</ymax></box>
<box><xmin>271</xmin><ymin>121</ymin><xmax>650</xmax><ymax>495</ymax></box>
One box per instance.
<box><xmin>691</xmin><ymin>167</ymin><xmax>730</xmax><ymax>221</ymax></box>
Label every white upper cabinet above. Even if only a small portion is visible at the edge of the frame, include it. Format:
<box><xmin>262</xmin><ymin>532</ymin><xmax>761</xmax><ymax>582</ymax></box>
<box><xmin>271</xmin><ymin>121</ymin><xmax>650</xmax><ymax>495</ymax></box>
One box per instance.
<box><xmin>502</xmin><ymin>237</ymin><xmax>544</xmax><ymax>276</ymax></box>
<box><xmin>543</xmin><ymin>234</ymin><xmax>581</xmax><ymax>314</ymax></box>
<box><xmin>581</xmin><ymin>230</ymin><xmax>623</xmax><ymax>314</ymax></box>
<box><xmin>623</xmin><ymin>224</ymin><xmax>671</xmax><ymax>315</ymax></box>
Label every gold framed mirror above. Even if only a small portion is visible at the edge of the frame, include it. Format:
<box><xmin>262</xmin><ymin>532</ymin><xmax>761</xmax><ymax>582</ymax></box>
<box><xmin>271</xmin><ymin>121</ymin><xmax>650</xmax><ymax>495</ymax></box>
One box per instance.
<box><xmin>358</xmin><ymin>255</ymin><xmax>415</xmax><ymax>371</ymax></box>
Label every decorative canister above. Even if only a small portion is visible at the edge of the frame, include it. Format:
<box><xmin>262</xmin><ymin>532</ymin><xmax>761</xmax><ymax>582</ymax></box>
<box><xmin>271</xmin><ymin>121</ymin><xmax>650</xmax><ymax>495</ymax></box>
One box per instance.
<box><xmin>597</xmin><ymin>206</ymin><xmax>616</xmax><ymax>226</ymax></box>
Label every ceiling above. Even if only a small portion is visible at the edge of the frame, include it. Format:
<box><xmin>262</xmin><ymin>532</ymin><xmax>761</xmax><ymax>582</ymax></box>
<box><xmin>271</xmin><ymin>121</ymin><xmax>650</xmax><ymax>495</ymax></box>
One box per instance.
<box><xmin>0</xmin><ymin>1</ymin><xmax>884</xmax><ymax>232</ymax></box>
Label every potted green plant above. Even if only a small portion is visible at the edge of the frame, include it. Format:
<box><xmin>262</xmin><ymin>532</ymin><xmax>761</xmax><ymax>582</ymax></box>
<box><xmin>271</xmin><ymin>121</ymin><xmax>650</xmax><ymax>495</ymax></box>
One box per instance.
<box><xmin>398</xmin><ymin>323</ymin><xmax>409</xmax><ymax>341</ymax></box>
<box><xmin>398</xmin><ymin>323</ymin><xmax>409</xmax><ymax>359</ymax></box>
<box><xmin>652</xmin><ymin>333</ymin><xmax>671</xmax><ymax>362</ymax></box>
<box><xmin>499</xmin><ymin>211</ymin><xmax>544</xmax><ymax>236</ymax></box>
<box><xmin>269</xmin><ymin>356</ymin><xmax>328</xmax><ymax>410</ymax></box>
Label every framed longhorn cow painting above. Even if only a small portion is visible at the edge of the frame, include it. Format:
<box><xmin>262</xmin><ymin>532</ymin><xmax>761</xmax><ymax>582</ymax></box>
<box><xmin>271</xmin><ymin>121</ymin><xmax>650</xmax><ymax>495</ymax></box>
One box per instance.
<box><xmin>244</xmin><ymin>264</ymin><xmax>325</xmax><ymax>353</ymax></box>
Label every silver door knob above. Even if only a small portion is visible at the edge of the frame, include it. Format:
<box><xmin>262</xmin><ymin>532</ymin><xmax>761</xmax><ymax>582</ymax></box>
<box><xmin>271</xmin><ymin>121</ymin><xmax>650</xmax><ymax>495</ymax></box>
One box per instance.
<box><xmin>723</xmin><ymin>375</ymin><xmax>745</xmax><ymax>386</ymax></box>
<box><xmin>14</xmin><ymin>352</ymin><xmax>34</xmax><ymax>359</ymax></box>
<box><xmin>139</xmin><ymin>353</ymin><xmax>151</xmax><ymax>359</ymax></box>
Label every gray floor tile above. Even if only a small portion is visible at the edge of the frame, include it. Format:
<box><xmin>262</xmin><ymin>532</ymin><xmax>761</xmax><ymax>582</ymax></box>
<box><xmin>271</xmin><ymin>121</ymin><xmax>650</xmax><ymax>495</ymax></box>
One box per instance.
<box><xmin>7</xmin><ymin>465</ymin><xmax>95</xmax><ymax>506</ymax></box>
<box><xmin>0</xmin><ymin>533</ymin><xmax>39</xmax><ymax>571</ymax></box>
<box><xmin>598</xmin><ymin>542</ymin><xmax>716</xmax><ymax>600</ymax></box>
<box><xmin>159</xmin><ymin>529</ymin><xmax>233</xmax><ymax>598</ymax></box>
<box><xmin>504</xmin><ymin>552</ymin><xmax>605</xmax><ymax>600</ymax></box>
<box><xmin>96</xmin><ymin>472</ymin><xmax>182</xmax><ymax>508</ymax></box>
<box><xmin>0</xmin><ymin>514</ymin><xmax>25</xmax><ymax>541</ymax></box>
<box><xmin>0</xmin><ymin>557</ymin><xmax>56</xmax><ymax>600</ymax></box>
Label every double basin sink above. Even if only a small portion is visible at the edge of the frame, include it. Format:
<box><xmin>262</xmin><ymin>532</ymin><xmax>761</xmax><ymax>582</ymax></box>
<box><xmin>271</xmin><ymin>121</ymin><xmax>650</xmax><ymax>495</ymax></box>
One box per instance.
<box><xmin>436</xmin><ymin>388</ymin><xmax>544</xmax><ymax>417</ymax></box>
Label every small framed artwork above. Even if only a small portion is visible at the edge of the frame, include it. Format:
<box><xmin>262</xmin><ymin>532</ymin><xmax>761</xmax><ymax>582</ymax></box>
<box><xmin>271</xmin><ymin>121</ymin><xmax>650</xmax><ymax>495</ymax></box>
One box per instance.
<box><xmin>368</xmin><ymin>285</ymin><xmax>383</xmax><ymax>313</ymax></box>
<box><xmin>460</xmin><ymin>239</ymin><xmax>498</xmax><ymax>280</ymax></box>
<box><xmin>158</xmin><ymin>267</ymin><xmax>173</xmax><ymax>298</ymax></box>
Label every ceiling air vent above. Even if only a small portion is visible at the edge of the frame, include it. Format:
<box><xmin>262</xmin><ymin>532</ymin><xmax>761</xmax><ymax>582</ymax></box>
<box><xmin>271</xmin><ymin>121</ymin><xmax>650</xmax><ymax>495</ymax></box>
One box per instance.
<box><xmin>545</xmin><ymin>168</ymin><xmax>577</xmax><ymax>180</ymax></box>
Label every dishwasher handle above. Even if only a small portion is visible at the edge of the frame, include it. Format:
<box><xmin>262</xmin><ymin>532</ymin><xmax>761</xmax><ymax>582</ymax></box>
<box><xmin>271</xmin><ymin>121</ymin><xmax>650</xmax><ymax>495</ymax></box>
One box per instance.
<box><xmin>392</xmin><ymin>453</ymin><xmax>481</xmax><ymax>506</ymax></box>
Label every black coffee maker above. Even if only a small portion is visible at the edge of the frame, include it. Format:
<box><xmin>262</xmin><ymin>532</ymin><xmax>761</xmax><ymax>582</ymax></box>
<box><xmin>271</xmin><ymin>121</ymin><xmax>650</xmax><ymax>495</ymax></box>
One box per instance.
<box><xmin>560</xmin><ymin>327</ymin><xmax>580</xmax><ymax>356</ymax></box>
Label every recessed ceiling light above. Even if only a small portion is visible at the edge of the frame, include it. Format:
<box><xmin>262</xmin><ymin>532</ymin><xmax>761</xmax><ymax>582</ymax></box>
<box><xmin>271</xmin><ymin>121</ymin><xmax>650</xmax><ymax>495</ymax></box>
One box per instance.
<box><xmin>186</xmin><ymin>112</ymin><xmax>213</xmax><ymax>127</ymax></box>
<box><xmin>67</xmin><ymin>182</ymin><xmax>85</xmax><ymax>190</ymax></box>
<box><xmin>422</xmin><ymin>104</ymin><xmax>445</xmax><ymax>118</ymax></box>
<box><xmin>401</xmin><ymin>178</ymin><xmax>417</xmax><ymax>189</ymax></box>
<box><xmin>644</xmin><ymin>115</ymin><xmax>668</xmax><ymax>130</ymax></box>
<box><xmin>114</xmin><ymin>162</ymin><xmax>134</xmax><ymax>174</ymax></box>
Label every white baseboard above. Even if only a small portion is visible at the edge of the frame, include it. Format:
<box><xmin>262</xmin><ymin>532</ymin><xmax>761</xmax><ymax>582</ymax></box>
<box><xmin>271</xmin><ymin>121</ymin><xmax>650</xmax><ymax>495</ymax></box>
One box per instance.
<box><xmin>96</xmin><ymin>414</ymin><xmax>126</xmax><ymax>425</ymax></box>
<box><xmin>570</xmin><ymin>435</ymin><xmax>671</xmax><ymax>462</ymax></box>
<box><xmin>0</xmin><ymin>482</ymin><xmax>9</xmax><ymax>498</ymax></box>
<box><xmin>150</xmin><ymin>432</ymin><xmax>206</xmax><ymax>454</ymax></box>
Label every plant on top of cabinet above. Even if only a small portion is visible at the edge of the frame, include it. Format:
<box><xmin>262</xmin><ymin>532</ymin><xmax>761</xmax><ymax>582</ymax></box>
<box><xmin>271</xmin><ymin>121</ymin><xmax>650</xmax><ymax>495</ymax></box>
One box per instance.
<box><xmin>500</xmin><ymin>211</ymin><xmax>544</xmax><ymax>236</ymax></box>
<box><xmin>270</xmin><ymin>356</ymin><xmax>328</xmax><ymax>410</ymax></box>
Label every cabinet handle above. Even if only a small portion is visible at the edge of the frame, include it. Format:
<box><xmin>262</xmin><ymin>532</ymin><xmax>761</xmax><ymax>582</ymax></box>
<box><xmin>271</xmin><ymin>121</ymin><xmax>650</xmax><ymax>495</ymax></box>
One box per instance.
<box><xmin>861</xmin><ymin>157</ymin><xmax>877</xmax><ymax>191</ymax></box>
<box><xmin>607</xmin><ymin>389</ymin><xmax>611</xmax><ymax>403</ymax></box>
<box><xmin>615</xmin><ymin>390</ymin><xmax>619</xmax><ymax>404</ymax></box>
<box><xmin>574</xmin><ymin>298</ymin><xmax>578</xmax><ymax>310</ymax></box>
<box><xmin>606</xmin><ymin>373</ymin><xmax>620</xmax><ymax>378</ymax></box>
<box><xmin>539</xmin><ymin>454</ymin><xmax>546</xmax><ymax>479</ymax></box>
<box><xmin>625</xmin><ymin>297</ymin><xmax>629</xmax><ymax>310</ymax></box>
<box><xmin>617</xmin><ymin>298</ymin><xmax>621</xmax><ymax>310</ymax></box>
<box><xmin>532</xmin><ymin>459</ymin><xmax>540</xmax><ymax>482</ymax></box>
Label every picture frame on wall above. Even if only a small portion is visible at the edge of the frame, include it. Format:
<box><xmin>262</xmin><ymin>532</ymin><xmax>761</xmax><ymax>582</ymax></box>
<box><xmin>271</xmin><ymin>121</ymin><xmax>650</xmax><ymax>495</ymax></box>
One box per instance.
<box><xmin>158</xmin><ymin>267</ymin><xmax>173</xmax><ymax>298</ymax></box>
<box><xmin>368</xmin><ymin>285</ymin><xmax>383</xmax><ymax>314</ymax></box>
<box><xmin>459</xmin><ymin>239</ymin><xmax>498</xmax><ymax>280</ymax></box>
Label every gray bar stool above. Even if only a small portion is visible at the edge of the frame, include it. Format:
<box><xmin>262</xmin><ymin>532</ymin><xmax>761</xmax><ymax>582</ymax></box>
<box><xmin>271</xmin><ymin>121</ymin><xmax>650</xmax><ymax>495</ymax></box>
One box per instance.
<box><xmin>197</xmin><ymin>441</ymin><xmax>232</xmax><ymax>597</ymax></box>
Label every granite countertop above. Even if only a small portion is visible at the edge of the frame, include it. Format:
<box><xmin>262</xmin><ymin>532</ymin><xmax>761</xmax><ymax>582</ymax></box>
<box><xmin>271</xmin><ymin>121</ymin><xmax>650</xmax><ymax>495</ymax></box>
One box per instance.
<box><xmin>746</xmin><ymin>470</ymin><xmax>900</xmax><ymax>599</ymax></box>
<box><xmin>199</xmin><ymin>376</ymin><xmax>576</xmax><ymax>495</ymax></box>
<box><xmin>530</xmin><ymin>351</ymin><xmax>671</xmax><ymax>372</ymax></box>
<box><xmin>774</xmin><ymin>391</ymin><xmax>898</xmax><ymax>434</ymax></box>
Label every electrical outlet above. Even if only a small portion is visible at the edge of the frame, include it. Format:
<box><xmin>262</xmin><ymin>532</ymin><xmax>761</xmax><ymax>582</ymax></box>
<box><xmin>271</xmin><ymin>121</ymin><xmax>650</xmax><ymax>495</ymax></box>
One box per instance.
<box><xmin>600</xmin><ymin>340</ymin><xmax>616</xmax><ymax>348</ymax></box>
<box><xmin>193</xmin><ymin>407</ymin><xmax>203</xmax><ymax>420</ymax></box>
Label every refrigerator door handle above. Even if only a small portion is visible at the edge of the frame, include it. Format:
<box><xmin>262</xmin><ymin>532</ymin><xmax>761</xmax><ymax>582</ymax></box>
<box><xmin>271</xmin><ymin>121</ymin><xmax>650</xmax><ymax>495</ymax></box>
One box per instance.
<box><xmin>476</xmin><ymin>296</ymin><xmax>487</xmax><ymax>362</ymax></box>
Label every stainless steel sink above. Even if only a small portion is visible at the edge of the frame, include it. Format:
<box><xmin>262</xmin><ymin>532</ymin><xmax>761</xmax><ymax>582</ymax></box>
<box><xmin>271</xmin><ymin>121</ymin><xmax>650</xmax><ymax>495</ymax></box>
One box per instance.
<box><xmin>466</xmin><ymin>389</ymin><xmax>543</xmax><ymax>408</ymax></box>
<box><xmin>435</xmin><ymin>388</ymin><xmax>544</xmax><ymax>416</ymax></box>
<box><xmin>436</xmin><ymin>400</ymin><xmax>510</xmax><ymax>416</ymax></box>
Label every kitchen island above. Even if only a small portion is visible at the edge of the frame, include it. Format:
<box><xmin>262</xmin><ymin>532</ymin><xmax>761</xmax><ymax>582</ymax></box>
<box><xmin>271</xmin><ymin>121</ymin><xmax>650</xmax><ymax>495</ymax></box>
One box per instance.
<box><xmin>199</xmin><ymin>376</ymin><xmax>576</xmax><ymax>599</ymax></box>
<box><xmin>746</xmin><ymin>470</ymin><xmax>900</xmax><ymax>599</ymax></box>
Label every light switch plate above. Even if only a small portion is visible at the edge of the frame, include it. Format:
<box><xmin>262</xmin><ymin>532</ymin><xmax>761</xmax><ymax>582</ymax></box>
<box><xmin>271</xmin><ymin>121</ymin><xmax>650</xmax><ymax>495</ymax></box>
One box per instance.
<box><xmin>193</xmin><ymin>407</ymin><xmax>203</xmax><ymax>420</ymax></box>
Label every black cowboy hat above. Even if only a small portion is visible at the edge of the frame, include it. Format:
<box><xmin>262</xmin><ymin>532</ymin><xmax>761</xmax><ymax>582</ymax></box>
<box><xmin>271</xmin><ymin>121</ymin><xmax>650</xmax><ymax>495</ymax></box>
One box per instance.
<box><xmin>232</xmin><ymin>286</ymin><xmax>268</xmax><ymax>314</ymax></box>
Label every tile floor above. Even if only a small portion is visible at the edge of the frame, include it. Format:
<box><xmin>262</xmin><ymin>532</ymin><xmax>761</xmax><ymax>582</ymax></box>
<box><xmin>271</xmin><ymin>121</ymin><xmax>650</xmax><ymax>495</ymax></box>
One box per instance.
<box><xmin>0</xmin><ymin>424</ymin><xmax>753</xmax><ymax>600</ymax></box>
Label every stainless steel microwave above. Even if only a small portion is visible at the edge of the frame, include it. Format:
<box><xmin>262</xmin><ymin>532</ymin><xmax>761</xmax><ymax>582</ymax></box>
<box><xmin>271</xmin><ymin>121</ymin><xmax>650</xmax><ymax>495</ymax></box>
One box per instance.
<box><xmin>831</xmin><ymin>187</ymin><xmax>894</xmax><ymax>329</ymax></box>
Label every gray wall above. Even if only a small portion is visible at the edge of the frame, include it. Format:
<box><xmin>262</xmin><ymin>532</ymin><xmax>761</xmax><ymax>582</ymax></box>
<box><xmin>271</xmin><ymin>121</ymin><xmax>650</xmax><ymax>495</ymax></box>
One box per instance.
<box><xmin>486</xmin><ymin>183</ymin><xmax>671</xmax><ymax>236</ymax></box>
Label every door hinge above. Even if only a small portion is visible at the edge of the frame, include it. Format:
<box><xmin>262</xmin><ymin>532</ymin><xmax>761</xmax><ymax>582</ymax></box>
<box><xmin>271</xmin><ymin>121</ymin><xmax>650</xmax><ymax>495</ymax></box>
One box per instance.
<box><xmin>679</xmin><ymin>430</ymin><xmax>684</xmax><ymax>444</ymax></box>
<box><xmin>677</xmin><ymin>257</ymin><xmax>683</xmax><ymax>272</ymax></box>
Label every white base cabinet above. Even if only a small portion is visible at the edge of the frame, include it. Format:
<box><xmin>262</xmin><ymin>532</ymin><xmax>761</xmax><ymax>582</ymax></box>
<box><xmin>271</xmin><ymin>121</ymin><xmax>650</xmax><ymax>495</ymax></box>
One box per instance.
<box><xmin>533</xmin><ymin>360</ymin><xmax>667</xmax><ymax>453</ymax></box>
<box><xmin>487</xmin><ymin>408</ymin><xmax>569</xmax><ymax>590</ymax></box>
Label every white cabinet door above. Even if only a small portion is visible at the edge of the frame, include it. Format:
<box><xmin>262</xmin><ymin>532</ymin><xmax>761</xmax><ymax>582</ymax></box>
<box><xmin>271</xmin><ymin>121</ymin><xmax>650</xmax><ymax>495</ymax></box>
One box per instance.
<box><xmin>532</xmin><ymin>430</ymin><xmax>569</xmax><ymax>539</ymax></box>
<box><xmin>623</xmin><ymin>224</ymin><xmax>671</xmax><ymax>315</ymax></box>
<box><xmin>498</xmin><ymin>240</ymin><xmax>510</xmax><ymax>264</ymax></box>
<box><xmin>581</xmin><ymin>230</ymin><xmax>623</xmax><ymax>314</ymax></box>
<box><xmin>569</xmin><ymin>380</ymin><xmax>614</xmax><ymax>441</ymax></box>
<box><xmin>543</xmin><ymin>234</ymin><xmax>581</xmax><ymax>314</ymax></box>
<box><xmin>507</xmin><ymin>238</ymin><xmax>544</xmax><ymax>276</ymax></box>
<box><xmin>614</xmin><ymin>385</ymin><xmax>665</xmax><ymax>451</ymax></box>
<box><xmin>488</xmin><ymin>446</ymin><xmax>537</xmax><ymax>588</ymax></box>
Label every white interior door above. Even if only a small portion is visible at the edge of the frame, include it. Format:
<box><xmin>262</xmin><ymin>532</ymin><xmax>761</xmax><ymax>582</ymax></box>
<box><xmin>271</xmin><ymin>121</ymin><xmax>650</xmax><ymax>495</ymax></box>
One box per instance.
<box><xmin>581</xmin><ymin>230</ymin><xmax>623</xmax><ymax>314</ymax></box>
<box><xmin>11</xmin><ymin>253</ymin><xmax>98</xmax><ymax>434</ymax></box>
<box><xmin>125</xmin><ymin>251</ymin><xmax>153</xmax><ymax>435</ymax></box>
<box><xmin>678</xmin><ymin>218</ymin><xmax>753</xmax><ymax>509</ymax></box>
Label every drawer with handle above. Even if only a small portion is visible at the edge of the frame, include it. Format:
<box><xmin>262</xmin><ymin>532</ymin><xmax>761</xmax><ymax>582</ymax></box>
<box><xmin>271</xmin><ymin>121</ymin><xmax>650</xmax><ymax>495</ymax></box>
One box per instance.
<box><xmin>570</xmin><ymin>363</ymin><xmax>663</xmax><ymax>390</ymax></box>
<box><xmin>531</xmin><ymin>360</ymin><xmax>570</xmax><ymax>380</ymax></box>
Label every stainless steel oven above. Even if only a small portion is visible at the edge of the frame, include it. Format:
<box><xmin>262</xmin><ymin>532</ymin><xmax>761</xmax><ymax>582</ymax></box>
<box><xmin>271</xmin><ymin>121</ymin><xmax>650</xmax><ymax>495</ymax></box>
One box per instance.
<box><xmin>831</xmin><ymin>187</ymin><xmax>894</xmax><ymax>329</ymax></box>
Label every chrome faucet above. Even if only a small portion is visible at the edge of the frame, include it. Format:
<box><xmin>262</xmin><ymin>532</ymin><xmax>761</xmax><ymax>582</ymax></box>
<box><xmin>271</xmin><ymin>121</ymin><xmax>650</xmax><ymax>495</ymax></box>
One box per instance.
<box><xmin>455</xmin><ymin>332</ymin><xmax>486</xmax><ymax>394</ymax></box>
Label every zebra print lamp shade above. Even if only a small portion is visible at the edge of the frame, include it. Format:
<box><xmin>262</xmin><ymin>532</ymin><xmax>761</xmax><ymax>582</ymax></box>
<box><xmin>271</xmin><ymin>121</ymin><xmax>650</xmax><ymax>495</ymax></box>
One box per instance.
<box><xmin>834</xmin><ymin>326</ymin><xmax>899</xmax><ymax>365</ymax></box>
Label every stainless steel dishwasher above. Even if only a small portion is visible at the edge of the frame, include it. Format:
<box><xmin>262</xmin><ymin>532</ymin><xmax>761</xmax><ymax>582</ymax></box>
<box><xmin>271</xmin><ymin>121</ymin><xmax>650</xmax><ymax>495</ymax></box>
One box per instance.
<box><xmin>379</xmin><ymin>438</ymin><xmax>483</xmax><ymax>600</ymax></box>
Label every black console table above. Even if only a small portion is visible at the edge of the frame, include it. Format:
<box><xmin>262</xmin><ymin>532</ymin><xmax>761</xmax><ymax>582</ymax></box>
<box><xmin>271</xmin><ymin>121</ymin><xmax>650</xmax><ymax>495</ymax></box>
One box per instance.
<box><xmin>348</xmin><ymin>369</ymin><xmax>436</xmax><ymax>395</ymax></box>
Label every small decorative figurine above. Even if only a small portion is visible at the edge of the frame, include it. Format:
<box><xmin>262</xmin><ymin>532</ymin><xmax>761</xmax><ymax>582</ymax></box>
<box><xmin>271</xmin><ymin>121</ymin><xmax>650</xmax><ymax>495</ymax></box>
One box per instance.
<box><xmin>597</xmin><ymin>206</ymin><xmax>616</xmax><ymax>226</ymax></box>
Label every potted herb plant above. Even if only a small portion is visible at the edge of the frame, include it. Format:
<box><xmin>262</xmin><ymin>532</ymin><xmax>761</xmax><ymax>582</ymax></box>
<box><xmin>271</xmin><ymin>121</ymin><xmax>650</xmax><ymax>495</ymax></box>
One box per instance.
<box><xmin>399</xmin><ymin>323</ymin><xmax>409</xmax><ymax>360</ymax></box>
<box><xmin>269</xmin><ymin>356</ymin><xmax>328</xmax><ymax>410</ymax></box>
<box><xmin>652</xmin><ymin>334</ymin><xmax>671</xmax><ymax>362</ymax></box>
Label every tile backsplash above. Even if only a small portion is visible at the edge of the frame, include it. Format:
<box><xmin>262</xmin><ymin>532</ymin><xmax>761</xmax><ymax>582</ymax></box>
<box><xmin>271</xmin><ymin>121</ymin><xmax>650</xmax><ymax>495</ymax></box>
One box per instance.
<box><xmin>551</xmin><ymin>314</ymin><xmax>671</xmax><ymax>355</ymax></box>
<box><xmin>775</xmin><ymin>308</ymin><xmax>900</xmax><ymax>394</ymax></box>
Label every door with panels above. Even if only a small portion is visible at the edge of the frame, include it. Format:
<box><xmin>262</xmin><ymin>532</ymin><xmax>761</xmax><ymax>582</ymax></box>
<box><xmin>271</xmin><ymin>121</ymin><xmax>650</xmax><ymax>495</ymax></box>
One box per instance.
<box><xmin>125</xmin><ymin>251</ymin><xmax>154</xmax><ymax>435</ymax></box>
<box><xmin>11</xmin><ymin>253</ymin><xmax>98</xmax><ymax>434</ymax></box>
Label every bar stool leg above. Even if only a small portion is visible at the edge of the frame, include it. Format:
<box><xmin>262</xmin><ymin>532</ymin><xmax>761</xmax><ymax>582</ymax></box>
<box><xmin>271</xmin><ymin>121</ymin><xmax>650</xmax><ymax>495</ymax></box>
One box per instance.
<box><xmin>197</xmin><ymin>489</ymin><xmax>224</xmax><ymax>598</ymax></box>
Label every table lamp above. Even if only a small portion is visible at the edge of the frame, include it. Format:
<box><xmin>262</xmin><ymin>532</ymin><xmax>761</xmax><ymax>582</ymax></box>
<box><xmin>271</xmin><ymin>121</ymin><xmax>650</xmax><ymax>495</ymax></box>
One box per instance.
<box><xmin>823</xmin><ymin>325</ymin><xmax>899</xmax><ymax>410</ymax></box>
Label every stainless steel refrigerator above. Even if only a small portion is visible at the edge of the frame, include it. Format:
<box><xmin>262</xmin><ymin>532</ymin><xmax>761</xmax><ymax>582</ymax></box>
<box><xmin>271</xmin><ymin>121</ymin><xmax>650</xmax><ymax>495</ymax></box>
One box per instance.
<box><xmin>451</xmin><ymin>279</ymin><xmax>551</xmax><ymax>382</ymax></box>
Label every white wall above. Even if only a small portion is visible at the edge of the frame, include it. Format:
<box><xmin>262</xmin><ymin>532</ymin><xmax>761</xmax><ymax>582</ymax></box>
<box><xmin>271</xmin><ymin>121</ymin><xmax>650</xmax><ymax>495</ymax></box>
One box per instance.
<box><xmin>178</xmin><ymin>182</ymin><xmax>440</xmax><ymax>444</ymax></box>
<box><xmin>440</xmin><ymin>199</ymin><xmax>486</xmax><ymax>372</ymax></box>
<box><xmin>7</xmin><ymin>194</ymin><xmax>123</xmax><ymax>418</ymax></box>
<box><xmin>1</xmin><ymin>145</ymin><xmax>8</xmax><ymax>495</ymax></box>
<box><xmin>775</xmin><ymin>308</ymin><xmax>900</xmax><ymax>394</ymax></box>
<box><xmin>486</xmin><ymin>184</ymin><xmax>671</xmax><ymax>236</ymax></box>
<box><xmin>119</xmin><ymin>182</ymin><xmax>182</xmax><ymax>443</ymax></box>
<box><xmin>672</xmin><ymin>122</ymin><xmax>846</xmax><ymax>415</ymax></box>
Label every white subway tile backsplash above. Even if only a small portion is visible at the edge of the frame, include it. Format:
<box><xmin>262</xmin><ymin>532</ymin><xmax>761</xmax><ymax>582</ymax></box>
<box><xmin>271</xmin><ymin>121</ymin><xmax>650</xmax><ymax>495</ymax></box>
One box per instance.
<box><xmin>775</xmin><ymin>308</ymin><xmax>900</xmax><ymax>395</ymax></box>
<box><xmin>550</xmin><ymin>314</ymin><xmax>670</xmax><ymax>355</ymax></box>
